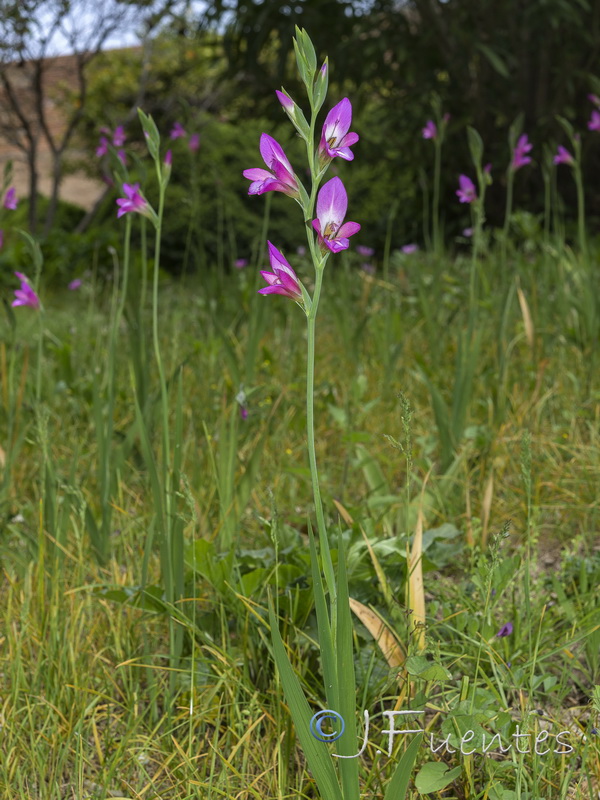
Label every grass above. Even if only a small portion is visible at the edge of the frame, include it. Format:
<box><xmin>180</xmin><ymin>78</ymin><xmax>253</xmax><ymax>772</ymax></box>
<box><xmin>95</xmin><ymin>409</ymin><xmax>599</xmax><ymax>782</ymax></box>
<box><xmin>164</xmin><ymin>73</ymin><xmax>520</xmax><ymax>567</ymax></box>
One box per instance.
<box><xmin>0</xmin><ymin>239</ymin><xmax>599</xmax><ymax>799</ymax></box>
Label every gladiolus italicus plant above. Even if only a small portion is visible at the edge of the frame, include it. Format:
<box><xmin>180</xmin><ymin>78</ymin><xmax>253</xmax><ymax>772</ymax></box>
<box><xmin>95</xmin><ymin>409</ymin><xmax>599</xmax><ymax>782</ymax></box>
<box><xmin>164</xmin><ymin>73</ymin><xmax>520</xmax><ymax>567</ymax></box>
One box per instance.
<box><xmin>422</xmin><ymin>119</ymin><xmax>437</xmax><ymax>140</ymax></box>
<box><xmin>258</xmin><ymin>242</ymin><xmax>304</xmax><ymax>303</ymax></box>
<box><xmin>3</xmin><ymin>187</ymin><xmax>17</xmax><ymax>210</ymax></box>
<box><xmin>456</xmin><ymin>174</ymin><xmax>477</xmax><ymax>203</ymax></box>
<box><xmin>244</xmin><ymin>26</ymin><xmax>423</xmax><ymax>800</ymax></box>
<box><xmin>554</xmin><ymin>145</ymin><xmax>575</xmax><ymax>166</ymax></box>
<box><xmin>243</xmin><ymin>133</ymin><xmax>300</xmax><ymax>197</ymax></box>
<box><xmin>12</xmin><ymin>272</ymin><xmax>40</xmax><ymax>309</ymax></box>
<box><xmin>116</xmin><ymin>183</ymin><xmax>149</xmax><ymax>218</ymax></box>
<box><xmin>588</xmin><ymin>111</ymin><xmax>600</xmax><ymax>132</ymax></box>
<box><xmin>318</xmin><ymin>97</ymin><xmax>359</xmax><ymax>161</ymax></box>
<box><xmin>511</xmin><ymin>134</ymin><xmax>532</xmax><ymax>170</ymax></box>
<box><xmin>312</xmin><ymin>176</ymin><xmax>360</xmax><ymax>253</ymax></box>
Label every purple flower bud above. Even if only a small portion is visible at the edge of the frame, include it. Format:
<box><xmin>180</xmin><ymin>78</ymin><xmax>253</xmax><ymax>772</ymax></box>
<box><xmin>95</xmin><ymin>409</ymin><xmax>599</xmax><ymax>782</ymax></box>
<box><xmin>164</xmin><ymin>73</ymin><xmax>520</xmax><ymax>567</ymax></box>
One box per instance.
<box><xmin>496</xmin><ymin>622</ymin><xmax>513</xmax><ymax>638</ymax></box>
<box><xmin>189</xmin><ymin>133</ymin><xmax>200</xmax><ymax>152</ymax></box>
<box><xmin>68</xmin><ymin>278</ymin><xmax>82</xmax><ymax>290</ymax></box>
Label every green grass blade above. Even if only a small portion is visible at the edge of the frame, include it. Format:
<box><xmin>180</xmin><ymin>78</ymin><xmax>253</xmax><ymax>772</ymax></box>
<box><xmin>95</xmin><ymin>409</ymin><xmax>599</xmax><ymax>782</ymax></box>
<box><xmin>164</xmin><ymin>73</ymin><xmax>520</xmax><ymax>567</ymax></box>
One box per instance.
<box><xmin>334</xmin><ymin>531</ymin><xmax>360</xmax><ymax>800</ymax></box>
<box><xmin>268</xmin><ymin>598</ymin><xmax>343</xmax><ymax>800</ymax></box>
<box><xmin>308</xmin><ymin>523</ymin><xmax>336</xmax><ymax>711</ymax></box>
<box><xmin>383</xmin><ymin>733</ymin><xmax>423</xmax><ymax>800</ymax></box>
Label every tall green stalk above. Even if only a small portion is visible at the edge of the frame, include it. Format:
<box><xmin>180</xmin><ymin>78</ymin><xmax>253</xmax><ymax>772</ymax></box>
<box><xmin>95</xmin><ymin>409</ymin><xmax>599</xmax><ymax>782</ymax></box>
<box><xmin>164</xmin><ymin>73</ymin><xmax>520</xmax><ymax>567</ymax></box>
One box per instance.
<box><xmin>261</xmin><ymin>27</ymin><xmax>422</xmax><ymax>800</ymax></box>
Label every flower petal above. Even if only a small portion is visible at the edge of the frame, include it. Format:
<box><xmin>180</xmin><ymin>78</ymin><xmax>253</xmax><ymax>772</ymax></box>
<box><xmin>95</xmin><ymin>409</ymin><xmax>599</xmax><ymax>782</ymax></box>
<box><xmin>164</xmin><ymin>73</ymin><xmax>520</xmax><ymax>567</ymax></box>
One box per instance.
<box><xmin>337</xmin><ymin>221</ymin><xmax>361</xmax><ymax>239</ymax></box>
<box><xmin>316</xmin><ymin>176</ymin><xmax>347</xmax><ymax>228</ymax></box>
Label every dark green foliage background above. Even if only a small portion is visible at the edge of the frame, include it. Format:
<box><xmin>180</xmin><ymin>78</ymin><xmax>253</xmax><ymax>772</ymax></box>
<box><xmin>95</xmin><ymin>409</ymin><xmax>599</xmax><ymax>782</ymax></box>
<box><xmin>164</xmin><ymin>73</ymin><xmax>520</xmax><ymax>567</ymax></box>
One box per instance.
<box><xmin>61</xmin><ymin>0</ymin><xmax>600</xmax><ymax>273</ymax></box>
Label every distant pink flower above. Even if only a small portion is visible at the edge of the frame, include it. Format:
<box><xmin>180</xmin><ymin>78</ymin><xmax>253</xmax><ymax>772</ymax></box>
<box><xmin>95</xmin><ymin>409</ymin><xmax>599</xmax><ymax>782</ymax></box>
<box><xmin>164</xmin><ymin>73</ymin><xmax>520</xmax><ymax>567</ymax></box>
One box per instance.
<box><xmin>512</xmin><ymin>134</ymin><xmax>532</xmax><ymax>170</ymax></box>
<box><xmin>588</xmin><ymin>93</ymin><xmax>600</xmax><ymax>107</ymax></box>
<box><xmin>170</xmin><ymin>122</ymin><xmax>186</xmax><ymax>139</ymax></box>
<box><xmin>0</xmin><ymin>230</ymin><xmax>3</xmax><ymax>249</ymax></box>
<box><xmin>116</xmin><ymin>183</ymin><xmax>148</xmax><ymax>218</ymax></box>
<box><xmin>356</xmin><ymin>245</ymin><xmax>374</xmax><ymax>257</ymax></box>
<box><xmin>3</xmin><ymin>187</ymin><xmax>17</xmax><ymax>210</ymax></box>
<box><xmin>258</xmin><ymin>241</ymin><xmax>303</xmax><ymax>303</ymax></box>
<box><xmin>296</xmin><ymin>245</ymin><xmax>306</xmax><ymax>256</ymax></box>
<box><xmin>422</xmin><ymin>120</ymin><xmax>437</xmax><ymax>140</ymax></box>
<box><xmin>117</xmin><ymin>150</ymin><xmax>127</xmax><ymax>165</ymax></box>
<box><xmin>240</xmin><ymin>406</ymin><xmax>249</xmax><ymax>421</ymax></box>
<box><xmin>312</xmin><ymin>177</ymin><xmax>360</xmax><ymax>254</ymax></box>
<box><xmin>12</xmin><ymin>272</ymin><xmax>39</xmax><ymax>309</ymax></box>
<box><xmin>588</xmin><ymin>111</ymin><xmax>600</xmax><ymax>132</ymax></box>
<box><xmin>554</xmin><ymin>145</ymin><xmax>574</xmax><ymax>166</ymax></box>
<box><xmin>68</xmin><ymin>278</ymin><xmax>82</xmax><ymax>290</ymax></box>
<box><xmin>462</xmin><ymin>227</ymin><xmax>473</xmax><ymax>238</ymax></box>
<box><xmin>189</xmin><ymin>133</ymin><xmax>200</xmax><ymax>152</ymax></box>
<box><xmin>112</xmin><ymin>125</ymin><xmax>126</xmax><ymax>147</ymax></box>
<box><xmin>96</xmin><ymin>136</ymin><xmax>109</xmax><ymax>157</ymax></box>
<box><xmin>243</xmin><ymin>134</ymin><xmax>299</xmax><ymax>197</ymax></box>
<box><xmin>401</xmin><ymin>243</ymin><xmax>419</xmax><ymax>254</ymax></box>
<box><xmin>319</xmin><ymin>98</ymin><xmax>359</xmax><ymax>161</ymax></box>
<box><xmin>234</xmin><ymin>258</ymin><xmax>248</xmax><ymax>269</ymax></box>
<box><xmin>456</xmin><ymin>174</ymin><xmax>477</xmax><ymax>203</ymax></box>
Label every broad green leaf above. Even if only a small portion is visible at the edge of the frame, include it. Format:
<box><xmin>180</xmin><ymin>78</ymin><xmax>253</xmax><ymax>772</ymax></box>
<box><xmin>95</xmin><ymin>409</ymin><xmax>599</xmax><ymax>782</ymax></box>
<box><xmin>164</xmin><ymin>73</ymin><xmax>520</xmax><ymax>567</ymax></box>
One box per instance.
<box><xmin>415</xmin><ymin>762</ymin><xmax>462</xmax><ymax>793</ymax></box>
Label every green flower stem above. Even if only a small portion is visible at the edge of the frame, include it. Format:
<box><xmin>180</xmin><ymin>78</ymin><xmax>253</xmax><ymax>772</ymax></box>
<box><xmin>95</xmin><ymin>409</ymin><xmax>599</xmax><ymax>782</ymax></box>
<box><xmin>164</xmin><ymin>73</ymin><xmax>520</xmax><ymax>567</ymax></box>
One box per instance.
<box><xmin>305</xmin><ymin>261</ymin><xmax>337</xmax><ymax>610</ymax></box>
<box><xmin>299</xmin><ymin>92</ymin><xmax>337</xmax><ymax>608</ymax></box>
<box><xmin>151</xmin><ymin>180</ymin><xmax>170</xmax><ymax>478</ymax></box>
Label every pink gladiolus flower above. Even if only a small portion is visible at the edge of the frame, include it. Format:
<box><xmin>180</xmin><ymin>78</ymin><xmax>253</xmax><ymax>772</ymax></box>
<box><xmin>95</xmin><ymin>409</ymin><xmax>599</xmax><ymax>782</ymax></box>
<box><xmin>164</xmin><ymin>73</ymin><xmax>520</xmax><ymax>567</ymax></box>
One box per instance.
<box><xmin>422</xmin><ymin>120</ymin><xmax>437</xmax><ymax>140</ymax></box>
<box><xmin>189</xmin><ymin>133</ymin><xmax>200</xmax><ymax>152</ymax></box>
<box><xmin>3</xmin><ymin>187</ymin><xmax>17</xmax><ymax>210</ymax></box>
<box><xmin>318</xmin><ymin>98</ymin><xmax>359</xmax><ymax>161</ymax></box>
<box><xmin>112</xmin><ymin>125</ymin><xmax>126</xmax><ymax>147</ymax></box>
<box><xmin>512</xmin><ymin>134</ymin><xmax>532</xmax><ymax>170</ymax></box>
<box><xmin>243</xmin><ymin>134</ymin><xmax>299</xmax><ymax>197</ymax></box>
<box><xmin>12</xmin><ymin>272</ymin><xmax>40</xmax><ymax>309</ymax></box>
<box><xmin>116</xmin><ymin>183</ymin><xmax>148</xmax><ymax>218</ymax></box>
<box><xmin>588</xmin><ymin>111</ymin><xmax>600</xmax><ymax>132</ymax></box>
<box><xmin>312</xmin><ymin>176</ymin><xmax>360</xmax><ymax>254</ymax></box>
<box><xmin>456</xmin><ymin>174</ymin><xmax>477</xmax><ymax>203</ymax></box>
<box><xmin>258</xmin><ymin>241</ymin><xmax>303</xmax><ymax>302</ymax></box>
<box><xmin>554</xmin><ymin>145</ymin><xmax>574</xmax><ymax>166</ymax></box>
<box><xmin>68</xmin><ymin>278</ymin><xmax>82</xmax><ymax>290</ymax></box>
<box><xmin>170</xmin><ymin>122</ymin><xmax>186</xmax><ymax>139</ymax></box>
<box><xmin>401</xmin><ymin>243</ymin><xmax>419</xmax><ymax>254</ymax></box>
<box><xmin>96</xmin><ymin>136</ymin><xmax>109</xmax><ymax>157</ymax></box>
